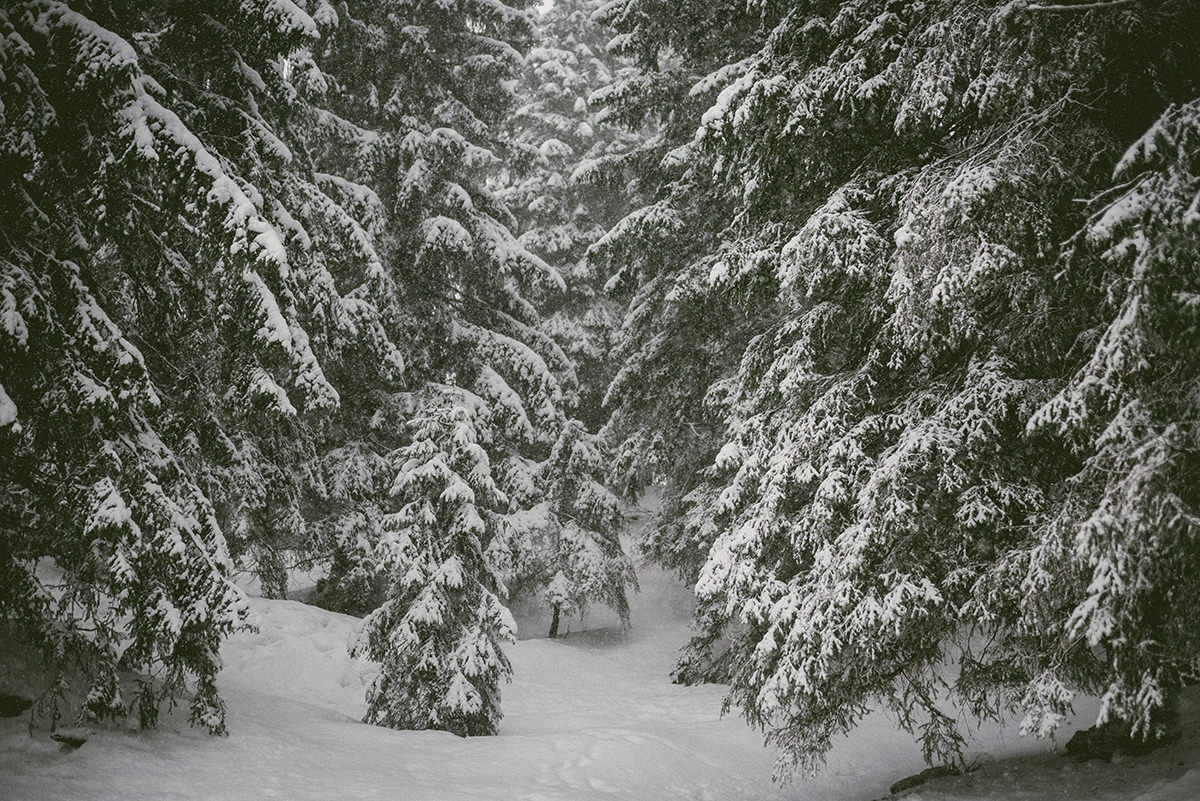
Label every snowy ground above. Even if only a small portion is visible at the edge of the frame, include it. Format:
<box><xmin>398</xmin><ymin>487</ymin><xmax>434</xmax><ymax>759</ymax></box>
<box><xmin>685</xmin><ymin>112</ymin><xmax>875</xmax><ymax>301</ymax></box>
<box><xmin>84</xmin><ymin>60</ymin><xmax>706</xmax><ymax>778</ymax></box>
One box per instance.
<box><xmin>2</xmin><ymin>507</ymin><xmax>1198</xmax><ymax>800</ymax></box>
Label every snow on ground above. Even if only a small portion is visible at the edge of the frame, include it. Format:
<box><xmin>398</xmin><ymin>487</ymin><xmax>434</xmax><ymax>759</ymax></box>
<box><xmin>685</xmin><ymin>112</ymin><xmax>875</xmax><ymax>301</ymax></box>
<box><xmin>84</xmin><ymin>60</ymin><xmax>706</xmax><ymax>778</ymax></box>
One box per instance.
<box><xmin>2</xmin><ymin>504</ymin><xmax>1198</xmax><ymax>800</ymax></box>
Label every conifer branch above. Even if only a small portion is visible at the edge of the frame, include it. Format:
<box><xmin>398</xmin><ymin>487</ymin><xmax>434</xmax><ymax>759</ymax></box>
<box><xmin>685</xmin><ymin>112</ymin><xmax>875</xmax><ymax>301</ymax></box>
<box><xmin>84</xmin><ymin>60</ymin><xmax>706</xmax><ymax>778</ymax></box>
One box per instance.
<box><xmin>1024</xmin><ymin>0</ymin><xmax>1137</xmax><ymax>11</ymax></box>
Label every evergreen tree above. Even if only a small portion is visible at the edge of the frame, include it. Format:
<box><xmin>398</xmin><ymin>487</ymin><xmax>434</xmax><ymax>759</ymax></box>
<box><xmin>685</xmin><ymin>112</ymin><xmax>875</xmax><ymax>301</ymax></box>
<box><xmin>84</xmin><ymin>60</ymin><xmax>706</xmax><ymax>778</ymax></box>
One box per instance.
<box><xmin>352</xmin><ymin>393</ymin><xmax>516</xmax><ymax>736</ymax></box>
<box><xmin>588</xmin><ymin>0</ymin><xmax>768</xmax><ymax>580</ymax></box>
<box><xmin>500</xmin><ymin>0</ymin><xmax>643</xmax><ymax>428</ymax></box>
<box><xmin>595</xmin><ymin>0</ymin><xmax>1200</xmax><ymax>776</ymax></box>
<box><xmin>310</xmin><ymin>0</ymin><xmax>636</xmax><ymax>730</ymax></box>
<box><xmin>534</xmin><ymin>420</ymin><xmax>636</xmax><ymax>637</ymax></box>
<box><xmin>0</xmin><ymin>0</ymin><xmax>390</xmax><ymax>731</ymax></box>
<box><xmin>2</xmin><ymin>0</ymin><xmax>641</xmax><ymax>741</ymax></box>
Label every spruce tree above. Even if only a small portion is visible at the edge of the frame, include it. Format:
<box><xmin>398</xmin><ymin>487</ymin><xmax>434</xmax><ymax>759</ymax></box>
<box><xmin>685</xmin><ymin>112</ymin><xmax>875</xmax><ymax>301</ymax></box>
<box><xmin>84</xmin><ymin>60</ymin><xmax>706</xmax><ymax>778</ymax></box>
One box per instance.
<box><xmin>500</xmin><ymin>0</ymin><xmax>643</xmax><ymax>428</ymax></box>
<box><xmin>352</xmin><ymin>394</ymin><xmax>517</xmax><ymax>736</ymax></box>
<box><xmin>2</xmin><ymin>0</ymin><xmax>642</xmax><ymax>740</ymax></box>
<box><xmin>535</xmin><ymin>421</ymin><xmax>636</xmax><ymax>637</ymax></box>
<box><xmin>595</xmin><ymin>0</ymin><xmax>1200</xmax><ymax>775</ymax></box>
<box><xmin>311</xmin><ymin>0</ymin><xmax>636</xmax><ymax>731</ymax></box>
<box><xmin>0</xmin><ymin>0</ymin><xmax>379</xmax><ymax>732</ymax></box>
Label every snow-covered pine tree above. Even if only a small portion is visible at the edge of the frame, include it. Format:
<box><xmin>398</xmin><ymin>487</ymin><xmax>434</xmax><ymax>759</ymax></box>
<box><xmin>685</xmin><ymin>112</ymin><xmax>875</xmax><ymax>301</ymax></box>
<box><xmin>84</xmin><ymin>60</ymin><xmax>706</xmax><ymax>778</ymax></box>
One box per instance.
<box><xmin>500</xmin><ymin>0</ymin><xmax>643</xmax><ymax>429</ymax></box>
<box><xmin>0</xmin><ymin>0</ymin><xmax>415</xmax><ymax>731</ymax></box>
<box><xmin>352</xmin><ymin>392</ymin><xmax>517</xmax><ymax>736</ymax></box>
<box><xmin>308</xmin><ymin>0</ymin><xmax>636</xmax><ymax>731</ymax></box>
<box><xmin>249</xmin><ymin>5</ymin><xmax>417</xmax><ymax>616</ymax></box>
<box><xmin>588</xmin><ymin>0</ymin><xmax>771</xmax><ymax>580</ymax></box>
<box><xmin>595</xmin><ymin>0</ymin><xmax>1200</xmax><ymax>776</ymax></box>
<box><xmin>474</xmin><ymin>0</ymin><xmax>646</xmax><ymax>633</ymax></box>
<box><xmin>534</xmin><ymin>420</ymin><xmax>636</xmax><ymax>637</ymax></box>
<box><xmin>1019</xmin><ymin>92</ymin><xmax>1200</xmax><ymax>742</ymax></box>
<box><xmin>306</xmin><ymin>1</ymin><xmax>557</xmax><ymax>616</ymax></box>
<box><xmin>0</xmin><ymin>0</ymin><xmax>382</xmax><ymax>731</ymax></box>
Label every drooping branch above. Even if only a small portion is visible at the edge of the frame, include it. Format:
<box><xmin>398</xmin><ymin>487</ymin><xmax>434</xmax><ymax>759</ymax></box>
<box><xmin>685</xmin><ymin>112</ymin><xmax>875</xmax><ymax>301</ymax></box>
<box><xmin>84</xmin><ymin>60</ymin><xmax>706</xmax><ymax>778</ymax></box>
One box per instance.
<box><xmin>1024</xmin><ymin>0</ymin><xmax>1137</xmax><ymax>11</ymax></box>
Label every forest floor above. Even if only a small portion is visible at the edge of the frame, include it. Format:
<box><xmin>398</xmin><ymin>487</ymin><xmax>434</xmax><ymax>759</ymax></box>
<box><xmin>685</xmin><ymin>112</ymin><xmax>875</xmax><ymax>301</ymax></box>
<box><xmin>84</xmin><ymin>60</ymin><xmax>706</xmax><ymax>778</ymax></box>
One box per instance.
<box><xmin>2</xmin><ymin>501</ymin><xmax>1198</xmax><ymax>800</ymax></box>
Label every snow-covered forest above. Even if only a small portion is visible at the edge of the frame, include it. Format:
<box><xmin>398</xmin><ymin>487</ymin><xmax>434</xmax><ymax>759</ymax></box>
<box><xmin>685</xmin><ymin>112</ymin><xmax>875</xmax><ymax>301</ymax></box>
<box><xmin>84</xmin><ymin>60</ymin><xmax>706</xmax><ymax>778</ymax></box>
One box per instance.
<box><xmin>1</xmin><ymin>0</ymin><xmax>1199</xmax><ymax>799</ymax></box>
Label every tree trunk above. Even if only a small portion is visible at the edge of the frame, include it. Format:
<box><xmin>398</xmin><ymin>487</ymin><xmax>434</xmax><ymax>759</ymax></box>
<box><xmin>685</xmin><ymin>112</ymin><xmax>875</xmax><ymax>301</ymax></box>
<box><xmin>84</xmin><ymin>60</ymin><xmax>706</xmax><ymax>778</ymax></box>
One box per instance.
<box><xmin>548</xmin><ymin>603</ymin><xmax>561</xmax><ymax>639</ymax></box>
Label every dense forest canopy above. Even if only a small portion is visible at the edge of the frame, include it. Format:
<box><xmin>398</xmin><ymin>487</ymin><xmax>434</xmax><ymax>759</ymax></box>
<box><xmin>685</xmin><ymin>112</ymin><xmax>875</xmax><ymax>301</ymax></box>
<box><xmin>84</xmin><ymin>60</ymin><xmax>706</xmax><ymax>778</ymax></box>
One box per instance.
<box><xmin>2</xmin><ymin>0</ymin><xmax>1198</xmax><ymax>781</ymax></box>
